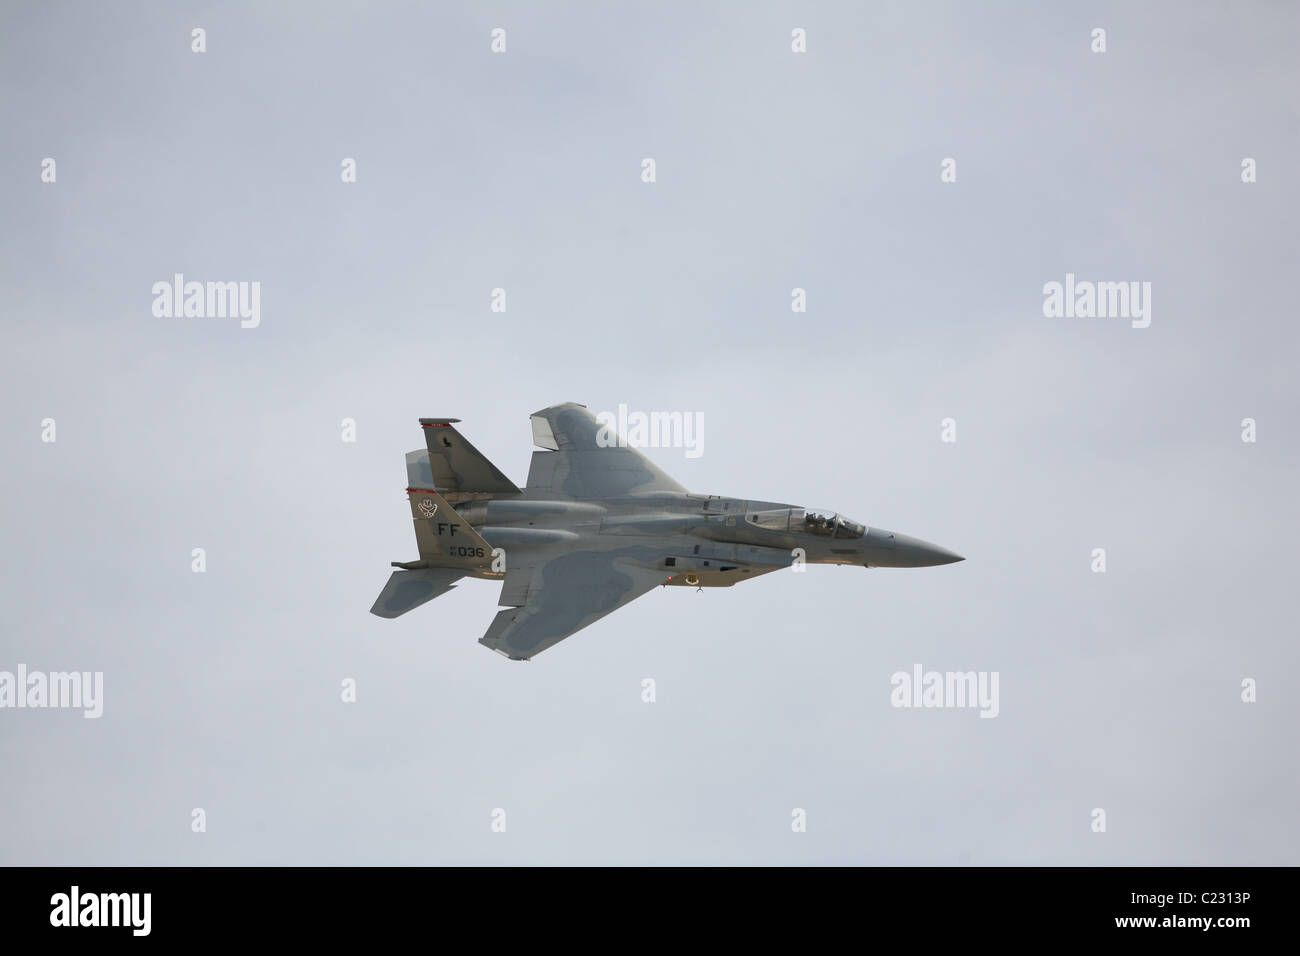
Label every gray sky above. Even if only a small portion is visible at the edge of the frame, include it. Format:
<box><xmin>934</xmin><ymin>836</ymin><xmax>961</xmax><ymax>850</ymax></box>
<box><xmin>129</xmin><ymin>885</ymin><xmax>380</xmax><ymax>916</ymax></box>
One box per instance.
<box><xmin>2</xmin><ymin>1</ymin><xmax>1297</xmax><ymax>864</ymax></box>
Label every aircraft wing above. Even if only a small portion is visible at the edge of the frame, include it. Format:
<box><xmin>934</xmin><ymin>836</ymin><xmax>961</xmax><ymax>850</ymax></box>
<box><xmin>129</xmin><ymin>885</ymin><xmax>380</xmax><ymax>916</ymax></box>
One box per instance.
<box><xmin>525</xmin><ymin>402</ymin><xmax>688</xmax><ymax>499</ymax></box>
<box><xmin>480</xmin><ymin>550</ymin><xmax>667</xmax><ymax>660</ymax></box>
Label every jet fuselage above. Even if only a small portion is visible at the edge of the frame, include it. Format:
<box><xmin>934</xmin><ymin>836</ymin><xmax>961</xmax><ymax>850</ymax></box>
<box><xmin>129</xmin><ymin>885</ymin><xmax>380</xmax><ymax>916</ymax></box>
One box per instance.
<box><xmin>453</xmin><ymin>492</ymin><xmax>963</xmax><ymax>589</ymax></box>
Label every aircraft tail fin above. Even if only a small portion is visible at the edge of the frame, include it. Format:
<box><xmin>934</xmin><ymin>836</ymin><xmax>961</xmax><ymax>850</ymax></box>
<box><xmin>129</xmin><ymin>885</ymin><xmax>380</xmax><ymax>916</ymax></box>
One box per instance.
<box><xmin>407</xmin><ymin>418</ymin><xmax>520</xmax><ymax>500</ymax></box>
<box><xmin>405</xmin><ymin>486</ymin><xmax>493</xmax><ymax>567</ymax></box>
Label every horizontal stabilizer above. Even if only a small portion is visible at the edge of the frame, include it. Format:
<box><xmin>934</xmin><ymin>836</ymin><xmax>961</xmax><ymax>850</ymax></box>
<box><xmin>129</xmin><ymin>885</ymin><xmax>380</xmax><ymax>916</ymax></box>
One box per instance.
<box><xmin>370</xmin><ymin>568</ymin><xmax>467</xmax><ymax>619</ymax></box>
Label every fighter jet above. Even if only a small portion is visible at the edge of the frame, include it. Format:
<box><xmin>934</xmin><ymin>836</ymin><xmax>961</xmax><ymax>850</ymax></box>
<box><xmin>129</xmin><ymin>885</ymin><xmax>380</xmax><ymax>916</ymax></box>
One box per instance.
<box><xmin>371</xmin><ymin>403</ymin><xmax>963</xmax><ymax>660</ymax></box>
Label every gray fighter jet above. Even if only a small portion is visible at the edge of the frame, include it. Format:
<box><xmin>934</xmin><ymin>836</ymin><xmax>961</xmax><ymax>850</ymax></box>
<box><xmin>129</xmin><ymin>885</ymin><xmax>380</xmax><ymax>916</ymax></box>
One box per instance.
<box><xmin>371</xmin><ymin>403</ymin><xmax>963</xmax><ymax>660</ymax></box>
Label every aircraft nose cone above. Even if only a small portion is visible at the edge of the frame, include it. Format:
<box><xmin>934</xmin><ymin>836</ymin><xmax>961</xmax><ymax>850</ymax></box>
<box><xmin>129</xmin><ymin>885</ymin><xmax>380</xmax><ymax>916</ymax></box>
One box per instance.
<box><xmin>888</xmin><ymin>533</ymin><xmax>965</xmax><ymax>567</ymax></box>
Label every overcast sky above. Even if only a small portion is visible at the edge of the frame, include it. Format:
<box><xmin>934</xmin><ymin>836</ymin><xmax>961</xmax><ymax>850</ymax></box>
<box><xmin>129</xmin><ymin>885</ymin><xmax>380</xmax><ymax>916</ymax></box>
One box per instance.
<box><xmin>2</xmin><ymin>1</ymin><xmax>1297</xmax><ymax>865</ymax></box>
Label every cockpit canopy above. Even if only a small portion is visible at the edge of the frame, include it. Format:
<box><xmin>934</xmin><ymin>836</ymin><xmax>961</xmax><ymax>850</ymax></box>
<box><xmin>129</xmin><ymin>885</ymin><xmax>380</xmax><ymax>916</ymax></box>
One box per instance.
<box><xmin>745</xmin><ymin>507</ymin><xmax>867</xmax><ymax>539</ymax></box>
<box><xmin>800</xmin><ymin>508</ymin><xmax>866</xmax><ymax>538</ymax></box>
